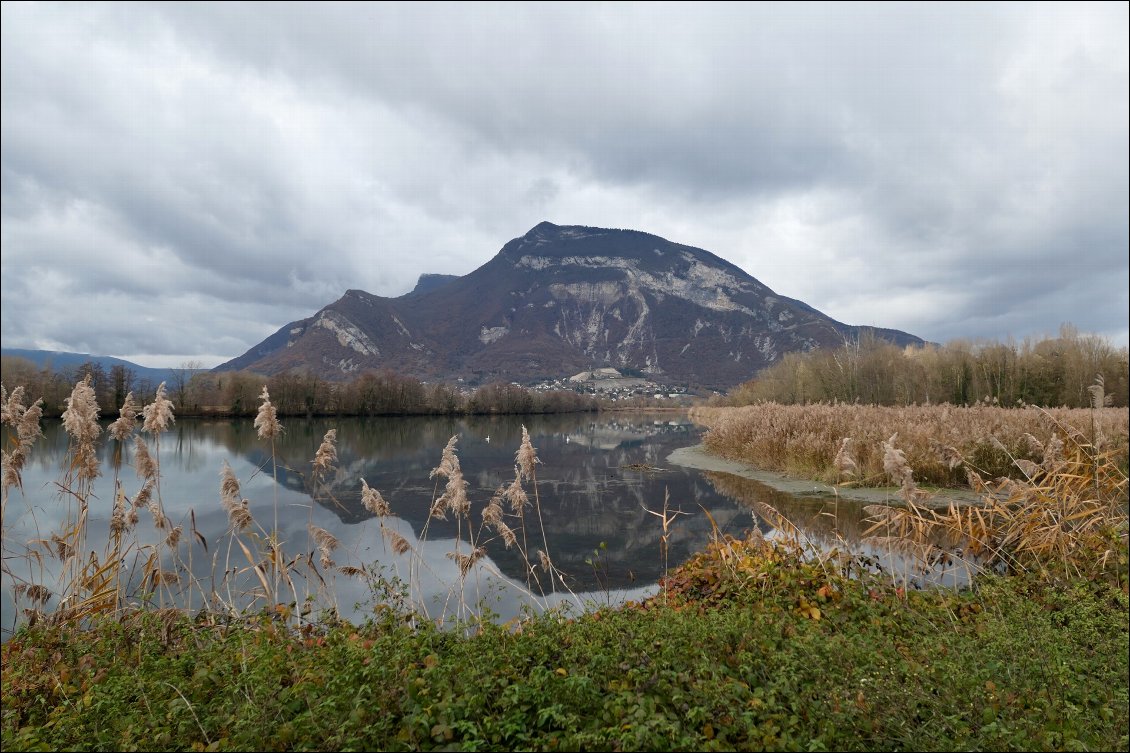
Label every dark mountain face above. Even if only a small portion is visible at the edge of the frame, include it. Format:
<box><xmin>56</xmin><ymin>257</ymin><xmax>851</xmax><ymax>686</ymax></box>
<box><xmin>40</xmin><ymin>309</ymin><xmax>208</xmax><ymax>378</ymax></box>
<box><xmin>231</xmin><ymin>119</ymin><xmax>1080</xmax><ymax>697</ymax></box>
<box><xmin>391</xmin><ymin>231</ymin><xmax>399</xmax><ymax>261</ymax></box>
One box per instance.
<box><xmin>405</xmin><ymin>273</ymin><xmax>459</xmax><ymax>296</ymax></box>
<box><xmin>216</xmin><ymin>222</ymin><xmax>923</xmax><ymax>388</ymax></box>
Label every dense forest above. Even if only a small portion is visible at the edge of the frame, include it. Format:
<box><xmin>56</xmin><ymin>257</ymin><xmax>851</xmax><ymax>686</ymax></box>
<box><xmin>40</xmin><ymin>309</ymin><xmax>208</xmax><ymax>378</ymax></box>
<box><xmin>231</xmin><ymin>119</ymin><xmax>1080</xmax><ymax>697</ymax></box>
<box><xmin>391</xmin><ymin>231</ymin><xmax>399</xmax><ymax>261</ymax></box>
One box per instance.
<box><xmin>0</xmin><ymin>359</ymin><xmax>597</xmax><ymax>418</ymax></box>
<box><xmin>717</xmin><ymin>326</ymin><xmax>1128</xmax><ymax>408</ymax></box>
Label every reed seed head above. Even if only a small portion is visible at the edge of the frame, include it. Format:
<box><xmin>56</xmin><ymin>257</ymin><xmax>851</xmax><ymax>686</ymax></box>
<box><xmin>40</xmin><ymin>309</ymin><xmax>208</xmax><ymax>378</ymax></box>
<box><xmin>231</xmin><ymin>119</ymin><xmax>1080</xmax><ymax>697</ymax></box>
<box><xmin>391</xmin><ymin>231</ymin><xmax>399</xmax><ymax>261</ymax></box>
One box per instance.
<box><xmin>142</xmin><ymin>382</ymin><xmax>175</xmax><ymax>435</ymax></box>
<box><xmin>1042</xmin><ymin>434</ymin><xmax>1065</xmax><ymax>469</ymax></box>
<box><xmin>110</xmin><ymin>485</ymin><xmax>130</xmax><ymax>538</ymax></box>
<box><xmin>25</xmin><ymin>584</ymin><xmax>51</xmax><ymax>606</ymax></box>
<box><xmin>447</xmin><ymin>547</ymin><xmax>486</xmax><ymax>577</ymax></box>
<box><xmin>383</xmin><ymin>528</ymin><xmax>412</xmax><ymax>555</ymax></box>
<box><xmin>62</xmin><ymin>375</ymin><xmax>101</xmax><ymax>446</ymax></box>
<box><xmin>134</xmin><ymin>435</ymin><xmax>158</xmax><ymax>481</ymax></box>
<box><xmin>503</xmin><ymin>471</ymin><xmax>528</xmax><ymax>513</ymax></box>
<box><xmin>109</xmin><ymin>392</ymin><xmax>141</xmax><ymax>443</ymax></box>
<box><xmin>430</xmin><ymin>435</ymin><xmax>469</xmax><ymax>516</ymax></box>
<box><xmin>254</xmin><ymin>387</ymin><xmax>282</xmax><ymax>440</ymax></box>
<box><xmin>219</xmin><ymin>462</ymin><xmax>253</xmax><ymax>530</ymax></box>
<box><xmin>220</xmin><ymin>460</ymin><xmax>241</xmax><ymax>505</ymax></box>
<box><xmin>148</xmin><ymin>498</ymin><xmax>168</xmax><ymax>530</ymax></box>
<box><xmin>312</xmin><ymin>429</ymin><xmax>338</xmax><ymax>480</ymax></box>
<box><xmin>833</xmin><ymin>437</ymin><xmax>858</xmax><ymax>479</ymax></box>
<box><xmin>430</xmin><ymin>435</ymin><xmax>461</xmax><ymax>480</ymax></box>
<box><xmin>15</xmin><ymin>397</ymin><xmax>44</xmax><ymax>447</ymax></box>
<box><xmin>360</xmin><ymin>478</ymin><xmax>390</xmax><ymax>516</ymax></box>
<box><xmin>937</xmin><ymin>444</ymin><xmax>965</xmax><ymax>470</ymax></box>
<box><xmin>496</xmin><ymin>521</ymin><xmax>517</xmax><ymax>549</ymax></box>
<box><xmin>516</xmin><ymin>426</ymin><xmax>540</xmax><ymax>481</ymax></box>
<box><xmin>134</xmin><ymin>479</ymin><xmax>154</xmax><ymax>510</ymax></box>
<box><xmin>2</xmin><ymin>454</ymin><xmax>22</xmax><ymax>495</ymax></box>
<box><xmin>308</xmin><ymin>524</ymin><xmax>339</xmax><ymax>554</ymax></box>
<box><xmin>482</xmin><ymin>494</ymin><xmax>504</xmax><ymax>527</ymax></box>
<box><xmin>881</xmin><ymin>432</ymin><xmax>912</xmax><ymax>486</ymax></box>
<box><xmin>0</xmin><ymin>388</ymin><xmax>42</xmax><ymax>497</ymax></box>
<box><xmin>0</xmin><ymin>383</ymin><xmax>15</xmax><ymax>424</ymax></box>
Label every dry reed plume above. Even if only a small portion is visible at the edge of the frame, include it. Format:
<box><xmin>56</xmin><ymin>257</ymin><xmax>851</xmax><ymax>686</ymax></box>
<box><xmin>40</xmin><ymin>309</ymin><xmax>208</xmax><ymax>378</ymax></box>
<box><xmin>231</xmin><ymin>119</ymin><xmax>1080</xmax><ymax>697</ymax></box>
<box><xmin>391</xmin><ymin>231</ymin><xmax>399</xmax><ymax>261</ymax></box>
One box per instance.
<box><xmin>1</xmin><ymin>379</ymin><xmax>194</xmax><ymax>627</ymax></box>
<box><xmin>253</xmin><ymin>386</ymin><xmax>281</xmax><ymax>441</ymax></box>
<box><xmin>360</xmin><ymin>478</ymin><xmax>389</xmax><ymax>517</ymax></box>
<box><xmin>1</xmin><ymin>384</ymin><xmax>44</xmax><ymax>501</ymax></box>
<box><xmin>61</xmin><ymin>374</ymin><xmax>102</xmax><ymax>489</ymax></box>
<box><xmin>312</xmin><ymin>429</ymin><xmax>338</xmax><ymax>483</ymax></box>
<box><xmin>108</xmin><ymin>391</ymin><xmax>140</xmax><ymax>443</ymax></box>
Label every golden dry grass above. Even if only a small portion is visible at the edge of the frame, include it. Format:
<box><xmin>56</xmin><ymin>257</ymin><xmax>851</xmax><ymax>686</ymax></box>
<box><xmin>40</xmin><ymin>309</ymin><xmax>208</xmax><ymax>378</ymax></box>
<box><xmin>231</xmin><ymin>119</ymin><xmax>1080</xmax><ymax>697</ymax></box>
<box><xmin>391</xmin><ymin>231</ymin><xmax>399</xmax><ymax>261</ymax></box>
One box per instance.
<box><xmin>692</xmin><ymin>397</ymin><xmax>1128</xmax><ymax>584</ymax></box>
<box><xmin>690</xmin><ymin>402</ymin><xmax>1129</xmax><ymax>487</ymax></box>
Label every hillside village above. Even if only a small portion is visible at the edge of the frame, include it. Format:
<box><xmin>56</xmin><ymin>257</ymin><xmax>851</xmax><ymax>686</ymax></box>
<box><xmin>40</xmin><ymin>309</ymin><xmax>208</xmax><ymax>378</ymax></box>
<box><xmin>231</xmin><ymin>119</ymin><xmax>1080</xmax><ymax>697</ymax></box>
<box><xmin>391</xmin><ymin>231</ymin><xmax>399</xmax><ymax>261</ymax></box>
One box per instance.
<box><xmin>529</xmin><ymin>367</ymin><xmax>693</xmax><ymax>403</ymax></box>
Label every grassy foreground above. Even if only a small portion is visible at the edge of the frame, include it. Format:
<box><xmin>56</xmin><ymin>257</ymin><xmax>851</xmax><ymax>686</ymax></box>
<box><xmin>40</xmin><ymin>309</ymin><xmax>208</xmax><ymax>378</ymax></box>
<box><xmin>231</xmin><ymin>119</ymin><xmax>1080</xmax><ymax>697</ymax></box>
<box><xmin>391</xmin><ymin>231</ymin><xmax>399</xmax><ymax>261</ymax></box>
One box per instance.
<box><xmin>3</xmin><ymin>537</ymin><xmax>1128</xmax><ymax>752</ymax></box>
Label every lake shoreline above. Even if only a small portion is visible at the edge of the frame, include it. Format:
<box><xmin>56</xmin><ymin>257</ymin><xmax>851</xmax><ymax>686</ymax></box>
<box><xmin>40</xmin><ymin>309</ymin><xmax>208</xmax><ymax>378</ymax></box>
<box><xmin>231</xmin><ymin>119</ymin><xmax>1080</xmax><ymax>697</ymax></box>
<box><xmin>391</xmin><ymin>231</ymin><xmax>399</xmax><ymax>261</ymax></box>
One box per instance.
<box><xmin>667</xmin><ymin>443</ymin><xmax>983</xmax><ymax>507</ymax></box>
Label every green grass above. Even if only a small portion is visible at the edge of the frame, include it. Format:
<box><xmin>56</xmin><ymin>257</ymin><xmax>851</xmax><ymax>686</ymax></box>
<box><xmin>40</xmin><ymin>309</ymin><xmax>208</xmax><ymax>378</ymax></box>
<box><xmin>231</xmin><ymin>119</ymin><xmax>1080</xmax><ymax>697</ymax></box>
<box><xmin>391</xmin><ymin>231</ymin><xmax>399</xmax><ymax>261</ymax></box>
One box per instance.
<box><xmin>4</xmin><ymin>540</ymin><xmax>1127</xmax><ymax>752</ymax></box>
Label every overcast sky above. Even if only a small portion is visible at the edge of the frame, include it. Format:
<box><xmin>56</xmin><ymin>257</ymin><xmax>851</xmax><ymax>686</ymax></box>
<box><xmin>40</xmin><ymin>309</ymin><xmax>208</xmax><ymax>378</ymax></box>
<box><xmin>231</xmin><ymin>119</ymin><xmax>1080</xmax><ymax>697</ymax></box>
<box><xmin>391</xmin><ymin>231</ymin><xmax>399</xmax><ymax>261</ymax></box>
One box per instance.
<box><xmin>2</xmin><ymin>2</ymin><xmax>1127</xmax><ymax>368</ymax></box>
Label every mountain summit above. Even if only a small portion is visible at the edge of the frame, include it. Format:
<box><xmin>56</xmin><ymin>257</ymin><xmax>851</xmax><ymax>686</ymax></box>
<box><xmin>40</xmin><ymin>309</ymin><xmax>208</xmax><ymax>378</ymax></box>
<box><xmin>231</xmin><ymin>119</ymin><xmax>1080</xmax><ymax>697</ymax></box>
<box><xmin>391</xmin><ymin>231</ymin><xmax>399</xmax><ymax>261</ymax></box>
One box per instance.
<box><xmin>217</xmin><ymin>223</ymin><xmax>921</xmax><ymax>388</ymax></box>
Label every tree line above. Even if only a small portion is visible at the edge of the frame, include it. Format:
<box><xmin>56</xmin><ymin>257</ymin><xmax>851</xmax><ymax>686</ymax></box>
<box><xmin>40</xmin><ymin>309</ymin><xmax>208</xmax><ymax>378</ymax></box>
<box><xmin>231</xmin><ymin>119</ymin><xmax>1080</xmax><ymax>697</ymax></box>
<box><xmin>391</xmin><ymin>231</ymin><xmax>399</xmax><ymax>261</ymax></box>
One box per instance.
<box><xmin>716</xmin><ymin>325</ymin><xmax>1128</xmax><ymax>408</ymax></box>
<box><xmin>0</xmin><ymin>359</ymin><xmax>598</xmax><ymax>418</ymax></box>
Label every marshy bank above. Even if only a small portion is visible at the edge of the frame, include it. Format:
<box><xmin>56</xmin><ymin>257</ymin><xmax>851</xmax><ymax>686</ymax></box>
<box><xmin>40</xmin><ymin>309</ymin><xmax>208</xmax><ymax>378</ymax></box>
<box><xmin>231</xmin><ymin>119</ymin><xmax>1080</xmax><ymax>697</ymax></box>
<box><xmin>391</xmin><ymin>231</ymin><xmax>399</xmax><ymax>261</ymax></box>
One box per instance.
<box><xmin>668</xmin><ymin>443</ymin><xmax>982</xmax><ymax>506</ymax></box>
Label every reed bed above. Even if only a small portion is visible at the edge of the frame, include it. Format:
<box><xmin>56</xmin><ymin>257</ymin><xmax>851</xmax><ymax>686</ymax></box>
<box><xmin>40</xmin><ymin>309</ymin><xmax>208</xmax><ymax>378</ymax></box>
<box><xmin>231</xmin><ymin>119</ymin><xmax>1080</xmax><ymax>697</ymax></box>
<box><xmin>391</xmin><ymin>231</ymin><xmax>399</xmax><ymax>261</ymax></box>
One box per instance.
<box><xmin>690</xmin><ymin>400</ymin><xmax>1129</xmax><ymax>487</ymax></box>
<box><xmin>692</xmin><ymin>380</ymin><xmax>1129</xmax><ymax>586</ymax></box>
<box><xmin>860</xmin><ymin>407</ymin><xmax>1128</xmax><ymax>585</ymax></box>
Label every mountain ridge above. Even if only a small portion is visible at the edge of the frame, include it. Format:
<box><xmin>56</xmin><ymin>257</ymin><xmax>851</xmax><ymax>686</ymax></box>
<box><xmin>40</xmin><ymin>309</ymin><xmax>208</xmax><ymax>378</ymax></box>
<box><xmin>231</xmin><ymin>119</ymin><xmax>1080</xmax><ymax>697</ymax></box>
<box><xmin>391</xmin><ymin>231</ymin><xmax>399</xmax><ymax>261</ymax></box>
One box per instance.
<box><xmin>217</xmin><ymin>222</ymin><xmax>923</xmax><ymax>388</ymax></box>
<box><xmin>0</xmin><ymin>348</ymin><xmax>200</xmax><ymax>386</ymax></box>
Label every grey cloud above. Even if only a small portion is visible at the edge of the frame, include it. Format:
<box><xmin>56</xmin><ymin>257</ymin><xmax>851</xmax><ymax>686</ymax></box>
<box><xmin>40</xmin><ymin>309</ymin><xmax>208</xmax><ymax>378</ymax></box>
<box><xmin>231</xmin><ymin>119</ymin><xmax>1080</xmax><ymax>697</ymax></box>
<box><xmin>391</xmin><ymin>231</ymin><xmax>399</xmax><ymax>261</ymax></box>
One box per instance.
<box><xmin>1</xmin><ymin>2</ymin><xmax>1126</xmax><ymax>365</ymax></box>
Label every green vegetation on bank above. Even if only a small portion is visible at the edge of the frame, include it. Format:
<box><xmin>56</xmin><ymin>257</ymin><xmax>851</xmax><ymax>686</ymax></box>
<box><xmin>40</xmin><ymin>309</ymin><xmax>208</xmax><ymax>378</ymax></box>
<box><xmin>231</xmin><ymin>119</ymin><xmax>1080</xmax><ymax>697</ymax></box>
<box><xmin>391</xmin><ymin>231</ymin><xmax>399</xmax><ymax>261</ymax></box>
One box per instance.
<box><xmin>3</xmin><ymin>538</ymin><xmax>1127</xmax><ymax>752</ymax></box>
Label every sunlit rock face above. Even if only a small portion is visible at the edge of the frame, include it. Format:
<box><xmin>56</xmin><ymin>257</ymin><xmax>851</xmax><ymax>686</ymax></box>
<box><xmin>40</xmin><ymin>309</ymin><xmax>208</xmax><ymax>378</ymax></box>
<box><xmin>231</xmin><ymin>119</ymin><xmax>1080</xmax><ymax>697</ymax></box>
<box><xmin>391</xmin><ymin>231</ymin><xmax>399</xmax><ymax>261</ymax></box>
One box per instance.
<box><xmin>217</xmin><ymin>222</ymin><xmax>922</xmax><ymax>389</ymax></box>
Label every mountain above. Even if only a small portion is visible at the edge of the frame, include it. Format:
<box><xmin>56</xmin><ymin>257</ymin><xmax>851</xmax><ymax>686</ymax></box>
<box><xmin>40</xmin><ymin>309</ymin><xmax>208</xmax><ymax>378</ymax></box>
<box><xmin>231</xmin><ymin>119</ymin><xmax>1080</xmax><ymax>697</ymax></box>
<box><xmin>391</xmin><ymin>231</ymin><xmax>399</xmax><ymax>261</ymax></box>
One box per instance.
<box><xmin>0</xmin><ymin>348</ymin><xmax>199</xmax><ymax>386</ymax></box>
<box><xmin>217</xmin><ymin>222</ymin><xmax>923</xmax><ymax>389</ymax></box>
<box><xmin>406</xmin><ymin>273</ymin><xmax>459</xmax><ymax>296</ymax></box>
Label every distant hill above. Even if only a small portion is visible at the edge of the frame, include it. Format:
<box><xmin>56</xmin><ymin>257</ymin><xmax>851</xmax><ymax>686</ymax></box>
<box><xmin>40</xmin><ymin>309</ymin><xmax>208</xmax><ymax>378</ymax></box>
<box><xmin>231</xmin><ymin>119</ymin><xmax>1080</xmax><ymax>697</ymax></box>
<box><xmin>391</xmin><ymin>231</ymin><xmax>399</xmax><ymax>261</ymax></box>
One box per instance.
<box><xmin>0</xmin><ymin>349</ymin><xmax>198</xmax><ymax>386</ymax></box>
<box><xmin>217</xmin><ymin>222</ymin><xmax>925</xmax><ymax>389</ymax></box>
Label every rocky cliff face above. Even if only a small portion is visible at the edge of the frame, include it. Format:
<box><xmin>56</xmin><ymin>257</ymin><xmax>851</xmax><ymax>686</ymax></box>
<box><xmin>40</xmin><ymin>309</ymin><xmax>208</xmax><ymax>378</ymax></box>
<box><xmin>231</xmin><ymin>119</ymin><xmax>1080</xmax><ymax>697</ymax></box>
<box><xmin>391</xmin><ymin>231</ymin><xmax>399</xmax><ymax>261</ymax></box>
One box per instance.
<box><xmin>217</xmin><ymin>222</ymin><xmax>922</xmax><ymax>388</ymax></box>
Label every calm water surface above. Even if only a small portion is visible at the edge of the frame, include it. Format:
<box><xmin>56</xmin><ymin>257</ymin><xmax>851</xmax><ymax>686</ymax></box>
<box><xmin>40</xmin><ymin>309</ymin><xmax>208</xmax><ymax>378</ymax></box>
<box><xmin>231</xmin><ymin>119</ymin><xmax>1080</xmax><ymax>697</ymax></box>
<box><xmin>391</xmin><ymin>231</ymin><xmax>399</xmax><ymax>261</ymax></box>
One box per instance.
<box><xmin>2</xmin><ymin>412</ymin><xmax>946</xmax><ymax>631</ymax></box>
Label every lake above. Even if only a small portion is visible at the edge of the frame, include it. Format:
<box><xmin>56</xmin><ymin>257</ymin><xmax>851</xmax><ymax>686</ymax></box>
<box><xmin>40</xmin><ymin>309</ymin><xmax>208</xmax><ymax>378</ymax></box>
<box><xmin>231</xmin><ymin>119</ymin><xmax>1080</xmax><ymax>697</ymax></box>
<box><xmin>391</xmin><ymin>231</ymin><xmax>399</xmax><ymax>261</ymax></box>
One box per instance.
<box><xmin>1</xmin><ymin>412</ymin><xmax>954</xmax><ymax>633</ymax></box>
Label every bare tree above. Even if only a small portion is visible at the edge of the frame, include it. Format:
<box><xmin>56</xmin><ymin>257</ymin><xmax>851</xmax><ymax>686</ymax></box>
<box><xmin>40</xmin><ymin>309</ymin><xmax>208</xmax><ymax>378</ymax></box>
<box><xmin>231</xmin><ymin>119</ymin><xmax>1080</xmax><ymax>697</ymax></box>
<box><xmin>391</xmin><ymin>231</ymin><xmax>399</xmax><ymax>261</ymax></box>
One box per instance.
<box><xmin>170</xmin><ymin>360</ymin><xmax>203</xmax><ymax>412</ymax></box>
<box><xmin>110</xmin><ymin>364</ymin><xmax>135</xmax><ymax>409</ymax></box>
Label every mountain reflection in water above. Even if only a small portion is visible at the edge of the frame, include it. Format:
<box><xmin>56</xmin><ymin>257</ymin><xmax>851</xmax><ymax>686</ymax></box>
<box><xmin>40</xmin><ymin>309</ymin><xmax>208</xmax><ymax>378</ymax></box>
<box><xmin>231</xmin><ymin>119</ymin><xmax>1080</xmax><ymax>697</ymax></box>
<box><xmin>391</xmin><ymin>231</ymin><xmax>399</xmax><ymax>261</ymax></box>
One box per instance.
<box><xmin>236</xmin><ymin>413</ymin><xmax>767</xmax><ymax>590</ymax></box>
<box><xmin>4</xmin><ymin>412</ymin><xmax>963</xmax><ymax>628</ymax></box>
